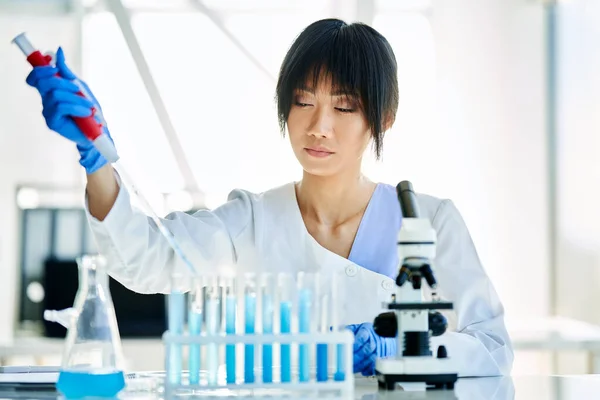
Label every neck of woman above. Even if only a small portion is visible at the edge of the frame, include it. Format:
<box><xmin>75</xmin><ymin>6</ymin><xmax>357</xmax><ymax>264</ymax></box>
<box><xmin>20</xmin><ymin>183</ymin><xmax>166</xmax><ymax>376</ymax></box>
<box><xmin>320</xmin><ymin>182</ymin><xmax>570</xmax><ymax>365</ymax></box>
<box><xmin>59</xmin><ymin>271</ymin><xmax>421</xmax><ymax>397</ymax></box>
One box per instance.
<box><xmin>296</xmin><ymin>167</ymin><xmax>376</xmax><ymax>227</ymax></box>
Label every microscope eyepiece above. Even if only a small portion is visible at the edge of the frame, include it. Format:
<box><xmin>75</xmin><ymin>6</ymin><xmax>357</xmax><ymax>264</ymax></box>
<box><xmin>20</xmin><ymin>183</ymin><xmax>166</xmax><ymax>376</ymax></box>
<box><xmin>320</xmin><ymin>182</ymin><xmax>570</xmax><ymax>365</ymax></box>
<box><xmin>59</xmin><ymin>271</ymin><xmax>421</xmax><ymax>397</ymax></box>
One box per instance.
<box><xmin>397</xmin><ymin>181</ymin><xmax>421</xmax><ymax>218</ymax></box>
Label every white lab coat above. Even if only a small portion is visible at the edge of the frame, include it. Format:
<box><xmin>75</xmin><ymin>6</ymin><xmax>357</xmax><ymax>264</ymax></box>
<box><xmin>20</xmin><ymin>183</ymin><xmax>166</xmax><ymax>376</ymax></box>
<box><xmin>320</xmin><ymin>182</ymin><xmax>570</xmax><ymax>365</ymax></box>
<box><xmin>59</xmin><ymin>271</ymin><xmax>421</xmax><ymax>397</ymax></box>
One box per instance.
<box><xmin>86</xmin><ymin>175</ymin><xmax>513</xmax><ymax>377</ymax></box>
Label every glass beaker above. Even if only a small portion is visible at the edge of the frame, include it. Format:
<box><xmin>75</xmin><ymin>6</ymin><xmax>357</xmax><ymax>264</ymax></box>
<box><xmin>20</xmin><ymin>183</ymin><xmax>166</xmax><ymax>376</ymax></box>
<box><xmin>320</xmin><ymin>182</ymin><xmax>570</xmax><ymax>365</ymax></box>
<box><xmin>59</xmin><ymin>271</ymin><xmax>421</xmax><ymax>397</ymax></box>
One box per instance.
<box><xmin>56</xmin><ymin>254</ymin><xmax>126</xmax><ymax>398</ymax></box>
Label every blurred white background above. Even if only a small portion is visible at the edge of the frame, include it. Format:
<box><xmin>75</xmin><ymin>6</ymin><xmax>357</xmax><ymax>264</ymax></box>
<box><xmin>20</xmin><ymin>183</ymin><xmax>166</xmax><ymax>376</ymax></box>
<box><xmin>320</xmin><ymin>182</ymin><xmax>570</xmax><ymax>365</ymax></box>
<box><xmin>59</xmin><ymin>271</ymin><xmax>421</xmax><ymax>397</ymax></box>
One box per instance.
<box><xmin>0</xmin><ymin>0</ymin><xmax>598</xmax><ymax>376</ymax></box>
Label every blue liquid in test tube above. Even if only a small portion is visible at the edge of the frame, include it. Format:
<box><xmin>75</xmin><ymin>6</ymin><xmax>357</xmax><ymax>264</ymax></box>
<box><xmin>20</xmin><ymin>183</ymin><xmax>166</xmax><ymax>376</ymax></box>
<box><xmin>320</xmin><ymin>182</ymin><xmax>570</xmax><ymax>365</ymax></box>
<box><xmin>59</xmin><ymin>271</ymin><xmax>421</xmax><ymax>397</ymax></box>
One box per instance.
<box><xmin>206</xmin><ymin>296</ymin><xmax>219</xmax><ymax>386</ymax></box>
<box><xmin>316</xmin><ymin>293</ymin><xmax>329</xmax><ymax>382</ymax></box>
<box><xmin>168</xmin><ymin>291</ymin><xmax>185</xmax><ymax>385</ymax></box>
<box><xmin>225</xmin><ymin>295</ymin><xmax>236</xmax><ymax>384</ymax></box>
<box><xmin>299</xmin><ymin>289</ymin><xmax>311</xmax><ymax>382</ymax></box>
<box><xmin>188</xmin><ymin>308</ymin><xmax>202</xmax><ymax>384</ymax></box>
<box><xmin>334</xmin><ymin>343</ymin><xmax>346</xmax><ymax>381</ymax></box>
<box><xmin>244</xmin><ymin>293</ymin><xmax>256</xmax><ymax>383</ymax></box>
<box><xmin>279</xmin><ymin>301</ymin><xmax>292</xmax><ymax>383</ymax></box>
<box><xmin>262</xmin><ymin>294</ymin><xmax>274</xmax><ymax>383</ymax></box>
<box><xmin>331</xmin><ymin>272</ymin><xmax>345</xmax><ymax>381</ymax></box>
<box><xmin>316</xmin><ymin>293</ymin><xmax>328</xmax><ymax>382</ymax></box>
<box><xmin>317</xmin><ymin>344</ymin><xmax>328</xmax><ymax>381</ymax></box>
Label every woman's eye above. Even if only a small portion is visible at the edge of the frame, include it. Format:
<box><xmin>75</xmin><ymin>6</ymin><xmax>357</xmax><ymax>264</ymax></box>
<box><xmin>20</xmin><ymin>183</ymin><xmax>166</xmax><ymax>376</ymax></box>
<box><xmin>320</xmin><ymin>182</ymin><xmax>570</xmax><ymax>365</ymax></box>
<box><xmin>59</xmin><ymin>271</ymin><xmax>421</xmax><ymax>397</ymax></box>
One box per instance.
<box><xmin>336</xmin><ymin>107</ymin><xmax>355</xmax><ymax>113</ymax></box>
<box><xmin>295</xmin><ymin>101</ymin><xmax>312</xmax><ymax>107</ymax></box>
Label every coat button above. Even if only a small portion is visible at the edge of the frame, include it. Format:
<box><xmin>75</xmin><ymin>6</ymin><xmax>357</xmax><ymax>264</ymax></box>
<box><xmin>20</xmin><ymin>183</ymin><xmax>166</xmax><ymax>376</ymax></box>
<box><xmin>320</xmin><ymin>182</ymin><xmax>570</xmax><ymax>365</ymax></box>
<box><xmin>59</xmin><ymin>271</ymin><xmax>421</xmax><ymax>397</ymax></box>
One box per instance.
<box><xmin>382</xmin><ymin>280</ymin><xmax>395</xmax><ymax>291</ymax></box>
<box><xmin>345</xmin><ymin>265</ymin><xmax>357</xmax><ymax>277</ymax></box>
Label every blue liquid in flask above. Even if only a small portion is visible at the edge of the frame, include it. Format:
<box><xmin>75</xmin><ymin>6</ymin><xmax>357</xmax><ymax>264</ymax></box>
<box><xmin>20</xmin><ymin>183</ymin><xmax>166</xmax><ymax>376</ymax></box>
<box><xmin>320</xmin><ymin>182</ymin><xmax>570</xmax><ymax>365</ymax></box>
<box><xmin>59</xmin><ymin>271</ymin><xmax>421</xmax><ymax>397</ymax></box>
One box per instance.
<box><xmin>56</xmin><ymin>255</ymin><xmax>126</xmax><ymax>398</ymax></box>
<box><xmin>57</xmin><ymin>370</ymin><xmax>125</xmax><ymax>398</ymax></box>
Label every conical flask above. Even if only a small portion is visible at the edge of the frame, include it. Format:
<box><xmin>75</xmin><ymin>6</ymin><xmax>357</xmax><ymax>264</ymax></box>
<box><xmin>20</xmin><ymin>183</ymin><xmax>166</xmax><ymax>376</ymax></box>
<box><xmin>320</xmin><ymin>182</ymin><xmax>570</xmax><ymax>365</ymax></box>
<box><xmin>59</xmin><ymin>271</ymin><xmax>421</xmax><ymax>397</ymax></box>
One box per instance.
<box><xmin>56</xmin><ymin>254</ymin><xmax>126</xmax><ymax>398</ymax></box>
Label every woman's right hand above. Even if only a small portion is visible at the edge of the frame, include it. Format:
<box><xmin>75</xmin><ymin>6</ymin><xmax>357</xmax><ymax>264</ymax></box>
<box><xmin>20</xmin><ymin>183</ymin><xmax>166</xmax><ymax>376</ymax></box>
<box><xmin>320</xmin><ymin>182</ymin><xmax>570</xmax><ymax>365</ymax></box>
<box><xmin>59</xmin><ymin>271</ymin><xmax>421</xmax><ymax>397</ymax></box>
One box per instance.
<box><xmin>26</xmin><ymin>47</ymin><xmax>114</xmax><ymax>174</ymax></box>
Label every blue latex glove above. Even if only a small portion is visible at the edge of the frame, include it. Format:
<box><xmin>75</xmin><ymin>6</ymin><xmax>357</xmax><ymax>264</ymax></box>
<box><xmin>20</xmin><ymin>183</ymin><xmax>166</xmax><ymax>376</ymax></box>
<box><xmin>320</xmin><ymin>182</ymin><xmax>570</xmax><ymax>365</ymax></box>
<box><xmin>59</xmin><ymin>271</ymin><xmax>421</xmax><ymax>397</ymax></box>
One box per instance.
<box><xmin>25</xmin><ymin>47</ymin><xmax>112</xmax><ymax>174</ymax></box>
<box><xmin>347</xmin><ymin>323</ymin><xmax>397</xmax><ymax>376</ymax></box>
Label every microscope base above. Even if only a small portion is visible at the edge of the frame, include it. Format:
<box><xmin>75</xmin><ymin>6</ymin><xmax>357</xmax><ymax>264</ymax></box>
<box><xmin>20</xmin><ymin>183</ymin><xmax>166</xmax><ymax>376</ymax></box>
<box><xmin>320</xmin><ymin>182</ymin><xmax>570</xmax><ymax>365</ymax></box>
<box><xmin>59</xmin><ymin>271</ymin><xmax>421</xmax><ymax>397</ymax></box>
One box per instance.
<box><xmin>375</xmin><ymin>357</ymin><xmax>458</xmax><ymax>391</ymax></box>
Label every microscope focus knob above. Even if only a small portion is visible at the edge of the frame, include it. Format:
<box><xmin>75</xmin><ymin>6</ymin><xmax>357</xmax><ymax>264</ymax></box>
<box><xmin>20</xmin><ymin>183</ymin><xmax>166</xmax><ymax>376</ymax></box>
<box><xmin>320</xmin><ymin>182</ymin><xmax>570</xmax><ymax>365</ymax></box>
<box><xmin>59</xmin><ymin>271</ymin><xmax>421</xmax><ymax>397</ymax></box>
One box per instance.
<box><xmin>373</xmin><ymin>312</ymin><xmax>398</xmax><ymax>338</ymax></box>
<box><xmin>429</xmin><ymin>311</ymin><xmax>448</xmax><ymax>337</ymax></box>
<box><xmin>437</xmin><ymin>345</ymin><xmax>448</xmax><ymax>359</ymax></box>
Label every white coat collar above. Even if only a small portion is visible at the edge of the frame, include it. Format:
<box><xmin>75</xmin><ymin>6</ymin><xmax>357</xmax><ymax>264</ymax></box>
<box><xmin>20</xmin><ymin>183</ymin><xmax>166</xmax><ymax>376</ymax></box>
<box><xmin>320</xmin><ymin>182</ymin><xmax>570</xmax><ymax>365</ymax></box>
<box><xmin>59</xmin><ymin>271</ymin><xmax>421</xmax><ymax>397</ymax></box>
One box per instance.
<box><xmin>261</xmin><ymin>183</ymin><xmax>395</xmax><ymax>325</ymax></box>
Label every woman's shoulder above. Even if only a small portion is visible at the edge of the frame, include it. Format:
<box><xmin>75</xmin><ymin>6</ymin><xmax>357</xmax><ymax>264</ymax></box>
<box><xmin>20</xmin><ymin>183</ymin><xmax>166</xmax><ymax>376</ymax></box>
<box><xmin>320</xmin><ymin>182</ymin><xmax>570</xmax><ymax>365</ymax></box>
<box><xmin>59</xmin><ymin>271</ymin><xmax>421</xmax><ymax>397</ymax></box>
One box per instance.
<box><xmin>376</xmin><ymin>183</ymin><xmax>470</xmax><ymax>250</ymax></box>
<box><xmin>225</xmin><ymin>182</ymin><xmax>295</xmax><ymax>205</ymax></box>
<box><xmin>198</xmin><ymin>182</ymin><xmax>296</xmax><ymax>241</ymax></box>
<box><xmin>211</xmin><ymin>182</ymin><xmax>296</xmax><ymax>221</ymax></box>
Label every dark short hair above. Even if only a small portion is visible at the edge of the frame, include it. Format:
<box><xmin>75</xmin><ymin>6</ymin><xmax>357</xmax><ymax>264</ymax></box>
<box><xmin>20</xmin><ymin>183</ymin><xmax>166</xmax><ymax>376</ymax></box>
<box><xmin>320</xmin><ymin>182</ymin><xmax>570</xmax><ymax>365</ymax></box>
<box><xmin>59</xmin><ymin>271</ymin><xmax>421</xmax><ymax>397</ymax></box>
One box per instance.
<box><xmin>276</xmin><ymin>18</ymin><xmax>399</xmax><ymax>159</ymax></box>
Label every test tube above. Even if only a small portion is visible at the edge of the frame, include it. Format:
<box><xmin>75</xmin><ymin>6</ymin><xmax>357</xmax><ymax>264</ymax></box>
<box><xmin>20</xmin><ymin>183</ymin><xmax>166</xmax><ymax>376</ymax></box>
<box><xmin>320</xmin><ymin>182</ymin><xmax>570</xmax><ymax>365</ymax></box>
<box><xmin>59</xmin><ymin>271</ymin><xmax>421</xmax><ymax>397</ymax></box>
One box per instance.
<box><xmin>316</xmin><ymin>281</ymin><xmax>329</xmax><ymax>382</ymax></box>
<box><xmin>278</xmin><ymin>273</ymin><xmax>293</xmax><ymax>383</ymax></box>
<box><xmin>331</xmin><ymin>272</ymin><xmax>346</xmax><ymax>381</ymax></box>
<box><xmin>224</xmin><ymin>278</ymin><xmax>237</xmax><ymax>384</ymax></box>
<box><xmin>167</xmin><ymin>275</ymin><xmax>186</xmax><ymax>385</ymax></box>
<box><xmin>205</xmin><ymin>276</ymin><xmax>220</xmax><ymax>386</ymax></box>
<box><xmin>298</xmin><ymin>272</ymin><xmax>316</xmax><ymax>383</ymax></box>
<box><xmin>188</xmin><ymin>278</ymin><xmax>203</xmax><ymax>385</ymax></box>
<box><xmin>244</xmin><ymin>274</ymin><xmax>257</xmax><ymax>383</ymax></box>
<box><xmin>261</xmin><ymin>274</ymin><xmax>275</xmax><ymax>383</ymax></box>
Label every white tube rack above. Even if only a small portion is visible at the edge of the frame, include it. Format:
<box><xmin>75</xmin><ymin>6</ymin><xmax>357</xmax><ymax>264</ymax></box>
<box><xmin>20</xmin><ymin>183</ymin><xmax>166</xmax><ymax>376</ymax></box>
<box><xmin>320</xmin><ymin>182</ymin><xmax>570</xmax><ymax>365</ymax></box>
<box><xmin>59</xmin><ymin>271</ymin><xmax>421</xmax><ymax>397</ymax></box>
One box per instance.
<box><xmin>162</xmin><ymin>330</ymin><xmax>354</xmax><ymax>397</ymax></box>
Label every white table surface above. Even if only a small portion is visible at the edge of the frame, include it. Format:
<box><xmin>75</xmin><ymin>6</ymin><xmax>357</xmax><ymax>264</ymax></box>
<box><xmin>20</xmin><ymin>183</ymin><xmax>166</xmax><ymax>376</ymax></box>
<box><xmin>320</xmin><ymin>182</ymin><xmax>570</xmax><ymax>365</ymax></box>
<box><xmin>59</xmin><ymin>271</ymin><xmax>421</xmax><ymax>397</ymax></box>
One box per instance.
<box><xmin>354</xmin><ymin>375</ymin><xmax>600</xmax><ymax>399</ymax></box>
<box><xmin>355</xmin><ymin>375</ymin><xmax>588</xmax><ymax>399</ymax></box>
<box><xmin>0</xmin><ymin>375</ymin><xmax>599</xmax><ymax>399</ymax></box>
<box><xmin>507</xmin><ymin>316</ymin><xmax>600</xmax><ymax>373</ymax></box>
<box><xmin>508</xmin><ymin>316</ymin><xmax>600</xmax><ymax>350</ymax></box>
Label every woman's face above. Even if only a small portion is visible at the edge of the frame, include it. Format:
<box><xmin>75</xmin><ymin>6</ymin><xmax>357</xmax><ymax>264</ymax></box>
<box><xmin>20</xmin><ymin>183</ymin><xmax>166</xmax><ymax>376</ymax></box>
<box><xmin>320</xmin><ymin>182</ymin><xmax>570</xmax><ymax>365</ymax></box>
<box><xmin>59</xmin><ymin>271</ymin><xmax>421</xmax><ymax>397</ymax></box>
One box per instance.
<box><xmin>287</xmin><ymin>77</ymin><xmax>371</xmax><ymax>177</ymax></box>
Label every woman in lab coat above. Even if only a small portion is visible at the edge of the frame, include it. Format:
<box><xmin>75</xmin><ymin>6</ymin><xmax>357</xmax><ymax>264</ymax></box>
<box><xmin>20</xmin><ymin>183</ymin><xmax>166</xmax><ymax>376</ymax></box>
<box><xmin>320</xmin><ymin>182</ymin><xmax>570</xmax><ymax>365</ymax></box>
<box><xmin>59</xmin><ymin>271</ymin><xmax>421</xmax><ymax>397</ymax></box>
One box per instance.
<box><xmin>26</xmin><ymin>19</ymin><xmax>513</xmax><ymax>377</ymax></box>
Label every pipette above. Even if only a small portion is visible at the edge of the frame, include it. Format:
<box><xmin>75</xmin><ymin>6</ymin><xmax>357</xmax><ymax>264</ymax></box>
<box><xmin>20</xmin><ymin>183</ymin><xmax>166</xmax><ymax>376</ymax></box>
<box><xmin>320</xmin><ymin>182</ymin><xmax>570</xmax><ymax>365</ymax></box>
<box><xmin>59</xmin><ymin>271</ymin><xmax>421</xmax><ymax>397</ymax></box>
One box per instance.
<box><xmin>12</xmin><ymin>32</ymin><xmax>197</xmax><ymax>277</ymax></box>
<box><xmin>11</xmin><ymin>33</ymin><xmax>117</xmax><ymax>164</ymax></box>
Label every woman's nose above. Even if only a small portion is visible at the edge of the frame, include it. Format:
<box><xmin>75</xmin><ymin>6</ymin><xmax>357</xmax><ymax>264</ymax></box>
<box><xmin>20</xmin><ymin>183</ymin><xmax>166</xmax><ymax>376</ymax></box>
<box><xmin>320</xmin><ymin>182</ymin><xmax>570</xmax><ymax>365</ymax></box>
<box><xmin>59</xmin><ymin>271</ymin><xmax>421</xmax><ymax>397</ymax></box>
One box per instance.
<box><xmin>308</xmin><ymin>107</ymin><xmax>333</xmax><ymax>137</ymax></box>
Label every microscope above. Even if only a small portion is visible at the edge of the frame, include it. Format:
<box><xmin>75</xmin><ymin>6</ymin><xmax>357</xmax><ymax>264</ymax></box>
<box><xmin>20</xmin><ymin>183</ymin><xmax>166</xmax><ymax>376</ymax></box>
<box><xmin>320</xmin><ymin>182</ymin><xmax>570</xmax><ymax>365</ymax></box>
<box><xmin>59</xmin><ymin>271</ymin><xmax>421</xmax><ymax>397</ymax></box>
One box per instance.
<box><xmin>373</xmin><ymin>181</ymin><xmax>458</xmax><ymax>391</ymax></box>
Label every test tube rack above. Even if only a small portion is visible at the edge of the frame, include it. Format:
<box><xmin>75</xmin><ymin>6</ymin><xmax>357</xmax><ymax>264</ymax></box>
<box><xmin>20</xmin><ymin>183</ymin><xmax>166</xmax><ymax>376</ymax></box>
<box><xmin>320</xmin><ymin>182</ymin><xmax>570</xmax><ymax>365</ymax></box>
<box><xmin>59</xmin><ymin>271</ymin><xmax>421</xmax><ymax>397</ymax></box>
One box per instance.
<box><xmin>162</xmin><ymin>272</ymin><xmax>354</xmax><ymax>397</ymax></box>
<box><xmin>162</xmin><ymin>330</ymin><xmax>354</xmax><ymax>396</ymax></box>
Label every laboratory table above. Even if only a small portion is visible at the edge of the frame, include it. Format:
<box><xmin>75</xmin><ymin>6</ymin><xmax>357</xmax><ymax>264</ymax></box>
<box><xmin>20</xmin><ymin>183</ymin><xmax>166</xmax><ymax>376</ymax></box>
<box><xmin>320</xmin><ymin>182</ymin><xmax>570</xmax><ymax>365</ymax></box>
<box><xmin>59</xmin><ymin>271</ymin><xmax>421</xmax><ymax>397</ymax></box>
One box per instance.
<box><xmin>0</xmin><ymin>375</ymin><xmax>599</xmax><ymax>399</ymax></box>
<box><xmin>354</xmin><ymin>374</ymin><xmax>597</xmax><ymax>399</ymax></box>
<box><xmin>508</xmin><ymin>316</ymin><xmax>600</xmax><ymax>373</ymax></box>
